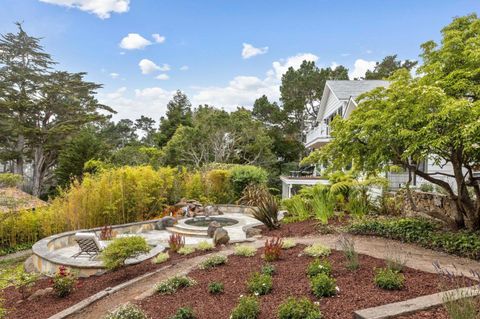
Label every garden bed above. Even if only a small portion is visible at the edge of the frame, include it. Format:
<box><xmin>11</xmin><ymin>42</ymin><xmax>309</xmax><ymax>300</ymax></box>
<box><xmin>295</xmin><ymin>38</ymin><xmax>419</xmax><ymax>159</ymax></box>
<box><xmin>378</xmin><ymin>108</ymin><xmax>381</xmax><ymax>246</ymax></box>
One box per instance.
<box><xmin>136</xmin><ymin>245</ymin><xmax>469</xmax><ymax>319</ymax></box>
<box><xmin>1</xmin><ymin>249</ymin><xmax>216</xmax><ymax>319</ymax></box>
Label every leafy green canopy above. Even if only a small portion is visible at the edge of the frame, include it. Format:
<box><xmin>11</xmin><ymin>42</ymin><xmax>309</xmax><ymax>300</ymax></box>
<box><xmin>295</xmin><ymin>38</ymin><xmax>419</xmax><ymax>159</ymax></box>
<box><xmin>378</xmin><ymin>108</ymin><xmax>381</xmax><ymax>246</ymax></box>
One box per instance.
<box><xmin>320</xmin><ymin>14</ymin><xmax>480</xmax><ymax>230</ymax></box>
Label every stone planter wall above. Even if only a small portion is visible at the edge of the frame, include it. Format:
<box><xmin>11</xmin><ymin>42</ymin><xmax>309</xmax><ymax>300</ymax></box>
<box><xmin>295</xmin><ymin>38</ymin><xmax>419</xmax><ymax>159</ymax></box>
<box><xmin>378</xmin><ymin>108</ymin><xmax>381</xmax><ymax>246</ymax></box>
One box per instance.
<box><xmin>396</xmin><ymin>190</ymin><xmax>458</xmax><ymax>223</ymax></box>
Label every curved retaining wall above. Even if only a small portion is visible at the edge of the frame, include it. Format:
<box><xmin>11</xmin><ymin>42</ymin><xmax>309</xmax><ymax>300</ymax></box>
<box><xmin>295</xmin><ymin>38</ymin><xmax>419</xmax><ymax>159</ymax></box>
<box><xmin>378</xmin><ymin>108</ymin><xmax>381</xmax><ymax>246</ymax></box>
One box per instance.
<box><xmin>31</xmin><ymin>220</ymin><xmax>163</xmax><ymax>277</ymax></box>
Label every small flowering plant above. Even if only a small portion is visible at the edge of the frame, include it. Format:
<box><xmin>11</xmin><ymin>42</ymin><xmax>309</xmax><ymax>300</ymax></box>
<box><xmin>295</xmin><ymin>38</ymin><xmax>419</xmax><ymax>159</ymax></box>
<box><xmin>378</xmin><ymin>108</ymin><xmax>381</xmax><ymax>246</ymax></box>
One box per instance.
<box><xmin>307</xmin><ymin>258</ymin><xmax>332</xmax><ymax>278</ymax></box>
<box><xmin>52</xmin><ymin>265</ymin><xmax>78</xmax><ymax>298</ymax></box>
<box><xmin>246</xmin><ymin>272</ymin><xmax>272</xmax><ymax>296</ymax></box>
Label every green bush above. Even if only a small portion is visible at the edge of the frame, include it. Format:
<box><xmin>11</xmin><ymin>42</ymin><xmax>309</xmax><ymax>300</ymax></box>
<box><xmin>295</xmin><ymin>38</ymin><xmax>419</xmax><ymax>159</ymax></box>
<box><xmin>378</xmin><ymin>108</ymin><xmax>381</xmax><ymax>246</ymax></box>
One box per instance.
<box><xmin>247</xmin><ymin>272</ymin><xmax>272</xmax><ymax>295</ymax></box>
<box><xmin>304</xmin><ymin>244</ymin><xmax>331</xmax><ymax>257</ymax></box>
<box><xmin>277</xmin><ymin>297</ymin><xmax>322</xmax><ymax>319</ymax></box>
<box><xmin>153</xmin><ymin>252</ymin><xmax>170</xmax><ymax>264</ymax></box>
<box><xmin>199</xmin><ymin>255</ymin><xmax>227</xmax><ymax>269</ymax></box>
<box><xmin>0</xmin><ymin>173</ymin><xmax>22</xmax><ymax>188</ymax></box>
<box><xmin>103</xmin><ymin>304</ymin><xmax>148</xmax><ymax>319</ymax></box>
<box><xmin>155</xmin><ymin>276</ymin><xmax>196</xmax><ymax>295</ymax></box>
<box><xmin>374</xmin><ymin>268</ymin><xmax>404</xmax><ymax>290</ymax></box>
<box><xmin>282</xmin><ymin>195</ymin><xmax>311</xmax><ymax>222</ymax></box>
<box><xmin>310</xmin><ymin>273</ymin><xmax>337</xmax><ymax>298</ymax></box>
<box><xmin>234</xmin><ymin>245</ymin><xmax>257</xmax><ymax>257</ymax></box>
<box><xmin>101</xmin><ymin>236</ymin><xmax>151</xmax><ymax>270</ymax></box>
<box><xmin>230</xmin><ymin>296</ymin><xmax>260</xmax><ymax>319</ymax></box>
<box><xmin>207</xmin><ymin>281</ymin><xmax>224</xmax><ymax>294</ymax></box>
<box><xmin>230</xmin><ymin>165</ymin><xmax>268</xmax><ymax>197</ymax></box>
<box><xmin>261</xmin><ymin>263</ymin><xmax>276</xmax><ymax>276</ymax></box>
<box><xmin>177</xmin><ymin>246</ymin><xmax>196</xmax><ymax>255</ymax></box>
<box><xmin>169</xmin><ymin>307</ymin><xmax>195</xmax><ymax>319</ymax></box>
<box><xmin>52</xmin><ymin>266</ymin><xmax>77</xmax><ymax>298</ymax></box>
<box><xmin>196</xmin><ymin>241</ymin><xmax>214</xmax><ymax>251</ymax></box>
<box><xmin>307</xmin><ymin>259</ymin><xmax>332</xmax><ymax>278</ymax></box>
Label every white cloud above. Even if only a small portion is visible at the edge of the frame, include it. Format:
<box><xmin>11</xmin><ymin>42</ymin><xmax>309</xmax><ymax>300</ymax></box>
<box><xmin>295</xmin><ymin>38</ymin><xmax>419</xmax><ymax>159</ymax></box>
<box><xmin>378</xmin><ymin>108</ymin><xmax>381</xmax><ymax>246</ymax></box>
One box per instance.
<box><xmin>152</xmin><ymin>33</ymin><xmax>166</xmax><ymax>43</ymax></box>
<box><xmin>349</xmin><ymin>59</ymin><xmax>376</xmax><ymax>79</ymax></box>
<box><xmin>270</xmin><ymin>53</ymin><xmax>319</xmax><ymax>80</ymax></box>
<box><xmin>180</xmin><ymin>65</ymin><xmax>189</xmax><ymax>71</ymax></box>
<box><xmin>119</xmin><ymin>33</ymin><xmax>152</xmax><ymax>50</ymax></box>
<box><xmin>242</xmin><ymin>43</ymin><xmax>268</xmax><ymax>59</ymax></box>
<box><xmin>330</xmin><ymin>62</ymin><xmax>339</xmax><ymax>69</ymax></box>
<box><xmin>158</xmin><ymin>64</ymin><xmax>170</xmax><ymax>72</ymax></box>
<box><xmin>98</xmin><ymin>86</ymin><xmax>176</xmax><ymax>120</ymax></box>
<box><xmin>156</xmin><ymin>73</ymin><xmax>169</xmax><ymax>80</ymax></box>
<box><xmin>109</xmin><ymin>72</ymin><xmax>120</xmax><ymax>79</ymax></box>
<box><xmin>139</xmin><ymin>59</ymin><xmax>160</xmax><ymax>74</ymax></box>
<box><xmin>192</xmin><ymin>53</ymin><xmax>317</xmax><ymax>109</ymax></box>
<box><xmin>39</xmin><ymin>0</ymin><xmax>129</xmax><ymax>19</ymax></box>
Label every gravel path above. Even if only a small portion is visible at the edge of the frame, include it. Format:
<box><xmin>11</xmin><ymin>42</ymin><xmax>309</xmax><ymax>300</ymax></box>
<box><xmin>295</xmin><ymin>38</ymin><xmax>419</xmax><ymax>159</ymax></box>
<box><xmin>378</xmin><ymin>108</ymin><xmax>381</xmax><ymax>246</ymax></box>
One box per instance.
<box><xmin>64</xmin><ymin>234</ymin><xmax>480</xmax><ymax>319</ymax></box>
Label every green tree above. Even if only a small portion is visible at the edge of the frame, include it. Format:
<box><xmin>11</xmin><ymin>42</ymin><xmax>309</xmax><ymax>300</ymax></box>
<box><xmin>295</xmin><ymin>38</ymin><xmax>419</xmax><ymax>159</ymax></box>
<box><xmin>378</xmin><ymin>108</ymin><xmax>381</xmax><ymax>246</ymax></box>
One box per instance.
<box><xmin>320</xmin><ymin>15</ymin><xmax>480</xmax><ymax>230</ymax></box>
<box><xmin>55</xmin><ymin>128</ymin><xmax>107</xmax><ymax>188</ymax></box>
<box><xmin>364</xmin><ymin>55</ymin><xmax>417</xmax><ymax>80</ymax></box>
<box><xmin>156</xmin><ymin>90</ymin><xmax>192</xmax><ymax>147</ymax></box>
<box><xmin>0</xmin><ymin>23</ymin><xmax>53</xmax><ymax>176</ymax></box>
<box><xmin>280</xmin><ymin>61</ymin><xmax>349</xmax><ymax>142</ymax></box>
<box><xmin>135</xmin><ymin>115</ymin><xmax>156</xmax><ymax>146</ymax></box>
<box><xmin>163</xmin><ymin>106</ymin><xmax>275</xmax><ymax>168</ymax></box>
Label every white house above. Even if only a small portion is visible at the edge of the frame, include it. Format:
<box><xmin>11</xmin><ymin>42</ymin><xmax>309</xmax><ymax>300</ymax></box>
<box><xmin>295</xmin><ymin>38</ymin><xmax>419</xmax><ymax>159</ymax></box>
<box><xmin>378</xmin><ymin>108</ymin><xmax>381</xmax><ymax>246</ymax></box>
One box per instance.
<box><xmin>280</xmin><ymin>80</ymin><xmax>457</xmax><ymax>198</ymax></box>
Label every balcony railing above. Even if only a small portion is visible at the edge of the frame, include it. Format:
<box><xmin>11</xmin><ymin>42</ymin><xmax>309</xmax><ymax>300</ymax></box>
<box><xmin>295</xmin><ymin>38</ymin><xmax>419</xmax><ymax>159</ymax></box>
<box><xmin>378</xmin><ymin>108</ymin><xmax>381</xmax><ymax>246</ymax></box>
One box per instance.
<box><xmin>305</xmin><ymin>124</ymin><xmax>331</xmax><ymax>147</ymax></box>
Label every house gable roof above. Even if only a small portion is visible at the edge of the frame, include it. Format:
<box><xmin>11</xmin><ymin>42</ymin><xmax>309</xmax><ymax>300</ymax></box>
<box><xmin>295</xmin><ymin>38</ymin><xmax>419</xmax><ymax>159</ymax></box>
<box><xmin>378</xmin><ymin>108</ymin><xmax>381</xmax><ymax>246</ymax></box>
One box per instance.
<box><xmin>316</xmin><ymin>80</ymin><xmax>389</xmax><ymax>122</ymax></box>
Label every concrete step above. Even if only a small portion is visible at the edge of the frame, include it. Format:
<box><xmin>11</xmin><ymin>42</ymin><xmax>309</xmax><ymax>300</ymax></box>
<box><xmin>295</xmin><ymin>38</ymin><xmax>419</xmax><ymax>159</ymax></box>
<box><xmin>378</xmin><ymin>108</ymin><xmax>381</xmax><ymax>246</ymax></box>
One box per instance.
<box><xmin>166</xmin><ymin>227</ymin><xmax>209</xmax><ymax>238</ymax></box>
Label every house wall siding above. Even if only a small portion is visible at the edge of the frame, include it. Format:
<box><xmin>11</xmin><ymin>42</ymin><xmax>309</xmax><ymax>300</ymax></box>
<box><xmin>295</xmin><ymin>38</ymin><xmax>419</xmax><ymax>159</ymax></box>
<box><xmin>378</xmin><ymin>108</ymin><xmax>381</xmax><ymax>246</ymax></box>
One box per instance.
<box><xmin>324</xmin><ymin>95</ymin><xmax>343</xmax><ymax>120</ymax></box>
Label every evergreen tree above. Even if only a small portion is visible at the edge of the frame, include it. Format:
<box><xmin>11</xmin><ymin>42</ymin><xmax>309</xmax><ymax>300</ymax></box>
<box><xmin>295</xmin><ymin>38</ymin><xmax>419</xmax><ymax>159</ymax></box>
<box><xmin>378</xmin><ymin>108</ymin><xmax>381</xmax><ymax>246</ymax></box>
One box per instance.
<box><xmin>156</xmin><ymin>90</ymin><xmax>192</xmax><ymax>147</ymax></box>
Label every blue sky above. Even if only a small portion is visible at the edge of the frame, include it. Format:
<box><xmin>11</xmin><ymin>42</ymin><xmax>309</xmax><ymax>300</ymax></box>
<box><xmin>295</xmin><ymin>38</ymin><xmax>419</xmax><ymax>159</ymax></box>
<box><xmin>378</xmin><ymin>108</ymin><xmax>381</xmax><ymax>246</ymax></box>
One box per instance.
<box><xmin>0</xmin><ymin>0</ymin><xmax>479</xmax><ymax>121</ymax></box>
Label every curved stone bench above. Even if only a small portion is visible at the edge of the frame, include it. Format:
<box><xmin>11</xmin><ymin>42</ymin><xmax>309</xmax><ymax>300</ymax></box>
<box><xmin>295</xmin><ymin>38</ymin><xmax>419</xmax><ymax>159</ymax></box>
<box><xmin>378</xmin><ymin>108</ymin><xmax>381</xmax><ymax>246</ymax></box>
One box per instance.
<box><xmin>32</xmin><ymin>220</ymin><xmax>165</xmax><ymax>277</ymax></box>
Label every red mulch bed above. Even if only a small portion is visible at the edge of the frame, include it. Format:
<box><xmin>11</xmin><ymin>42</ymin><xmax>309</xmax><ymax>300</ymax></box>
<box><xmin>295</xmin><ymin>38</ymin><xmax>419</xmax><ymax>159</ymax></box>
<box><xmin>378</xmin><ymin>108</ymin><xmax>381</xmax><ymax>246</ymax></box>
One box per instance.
<box><xmin>258</xmin><ymin>216</ymin><xmax>349</xmax><ymax>237</ymax></box>
<box><xmin>2</xmin><ymin>249</ymin><xmax>216</xmax><ymax>319</ymax></box>
<box><xmin>396</xmin><ymin>307</ymin><xmax>450</xmax><ymax>319</ymax></box>
<box><xmin>137</xmin><ymin>245</ymin><xmax>470</xmax><ymax>319</ymax></box>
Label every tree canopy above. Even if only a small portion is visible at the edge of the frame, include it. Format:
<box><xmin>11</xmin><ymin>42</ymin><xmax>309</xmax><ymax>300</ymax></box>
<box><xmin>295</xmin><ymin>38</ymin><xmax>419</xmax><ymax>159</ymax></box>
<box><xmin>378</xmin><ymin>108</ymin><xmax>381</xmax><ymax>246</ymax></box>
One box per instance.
<box><xmin>319</xmin><ymin>14</ymin><xmax>480</xmax><ymax>230</ymax></box>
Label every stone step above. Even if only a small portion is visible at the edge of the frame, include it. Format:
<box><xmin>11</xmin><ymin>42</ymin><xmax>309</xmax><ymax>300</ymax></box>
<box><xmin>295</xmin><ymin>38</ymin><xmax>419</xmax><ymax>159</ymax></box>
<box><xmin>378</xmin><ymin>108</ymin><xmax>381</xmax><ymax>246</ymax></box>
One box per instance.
<box><xmin>166</xmin><ymin>227</ymin><xmax>209</xmax><ymax>238</ymax></box>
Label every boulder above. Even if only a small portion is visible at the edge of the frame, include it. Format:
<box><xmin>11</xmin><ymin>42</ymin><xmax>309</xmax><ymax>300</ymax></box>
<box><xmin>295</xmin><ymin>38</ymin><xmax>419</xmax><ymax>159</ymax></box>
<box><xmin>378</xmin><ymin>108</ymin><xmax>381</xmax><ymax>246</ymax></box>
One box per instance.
<box><xmin>161</xmin><ymin>216</ymin><xmax>177</xmax><ymax>228</ymax></box>
<box><xmin>213</xmin><ymin>227</ymin><xmax>230</xmax><ymax>246</ymax></box>
<box><xmin>28</xmin><ymin>287</ymin><xmax>53</xmax><ymax>300</ymax></box>
<box><xmin>207</xmin><ymin>221</ymin><xmax>222</xmax><ymax>238</ymax></box>
<box><xmin>246</xmin><ymin>227</ymin><xmax>262</xmax><ymax>238</ymax></box>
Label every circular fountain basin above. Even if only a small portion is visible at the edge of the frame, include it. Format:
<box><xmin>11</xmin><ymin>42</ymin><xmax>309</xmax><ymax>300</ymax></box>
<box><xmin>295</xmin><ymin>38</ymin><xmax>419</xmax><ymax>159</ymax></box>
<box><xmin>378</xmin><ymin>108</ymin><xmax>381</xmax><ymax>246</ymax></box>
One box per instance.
<box><xmin>184</xmin><ymin>216</ymin><xmax>239</xmax><ymax>227</ymax></box>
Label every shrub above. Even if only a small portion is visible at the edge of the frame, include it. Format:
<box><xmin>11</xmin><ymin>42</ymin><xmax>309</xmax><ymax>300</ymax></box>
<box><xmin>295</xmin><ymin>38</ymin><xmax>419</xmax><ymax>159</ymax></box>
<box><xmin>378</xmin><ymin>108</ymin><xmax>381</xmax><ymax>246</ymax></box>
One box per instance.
<box><xmin>307</xmin><ymin>259</ymin><xmax>332</xmax><ymax>278</ymax></box>
<box><xmin>52</xmin><ymin>266</ymin><xmax>77</xmax><ymax>298</ymax></box>
<box><xmin>310</xmin><ymin>273</ymin><xmax>337</xmax><ymax>298</ymax></box>
<box><xmin>153</xmin><ymin>252</ymin><xmax>169</xmax><ymax>264</ymax></box>
<box><xmin>374</xmin><ymin>268</ymin><xmax>404</xmax><ymax>290</ymax></box>
<box><xmin>0</xmin><ymin>173</ymin><xmax>22</xmax><ymax>188</ymax></box>
<box><xmin>282</xmin><ymin>195</ymin><xmax>311</xmax><ymax>222</ymax></box>
<box><xmin>196</xmin><ymin>241</ymin><xmax>214</xmax><ymax>251</ymax></box>
<box><xmin>419</xmin><ymin>183</ymin><xmax>434</xmax><ymax>192</ymax></box>
<box><xmin>155</xmin><ymin>276</ymin><xmax>196</xmax><ymax>295</ymax></box>
<box><xmin>169</xmin><ymin>307</ymin><xmax>195</xmax><ymax>319</ymax></box>
<box><xmin>230</xmin><ymin>165</ymin><xmax>268</xmax><ymax>198</ymax></box>
<box><xmin>277</xmin><ymin>297</ymin><xmax>322</xmax><ymax>319</ymax></box>
<box><xmin>252</xmin><ymin>192</ymin><xmax>280</xmax><ymax>230</ymax></box>
<box><xmin>207</xmin><ymin>281</ymin><xmax>224</xmax><ymax>294</ymax></box>
<box><xmin>282</xmin><ymin>239</ymin><xmax>296</xmax><ymax>249</ymax></box>
<box><xmin>261</xmin><ymin>263</ymin><xmax>276</xmax><ymax>276</ymax></box>
<box><xmin>101</xmin><ymin>236</ymin><xmax>151</xmax><ymax>270</ymax></box>
<box><xmin>177</xmin><ymin>246</ymin><xmax>196</xmax><ymax>255</ymax></box>
<box><xmin>103</xmin><ymin>303</ymin><xmax>148</xmax><ymax>319</ymax></box>
<box><xmin>264</xmin><ymin>237</ymin><xmax>283</xmax><ymax>261</ymax></box>
<box><xmin>230</xmin><ymin>296</ymin><xmax>260</xmax><ymax>319</ymax></box>
<box><xmin>169</xmin><ymin>234</ymin><xmax>185</xmax><ymax>252</ymax></box>
<box><xmin>304</xmin><ymin>244</ymin><xmax>331</xmax><ymax>257</ymax></box>
<box><xmin>199</xmin><ymin>255</ymin><xmax>227</xmax><ymax>269</ymax></box>
<box><xmin>234</xmin><ymin>245</ymin><xmax>257</xmax><ymax>257</ymax></box>
<box><xmin>338</xmin><ymin>235</ymin><xmax>359</xmax><ymax>270</ymax></box>
<box><xmin>247</xmin><ymin>272</ymin><xmax>272</xmax><ymax>296</ymax></box>
<box><xmin>442</xmin><ymin>290</ymin><xmax>479</xmax><ymax>319</ymax></box>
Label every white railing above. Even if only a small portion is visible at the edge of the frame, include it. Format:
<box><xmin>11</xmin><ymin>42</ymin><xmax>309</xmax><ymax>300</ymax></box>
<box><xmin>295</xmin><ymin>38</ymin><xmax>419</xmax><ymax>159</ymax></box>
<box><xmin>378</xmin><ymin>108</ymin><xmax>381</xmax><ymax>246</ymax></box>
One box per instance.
<box><xmin>305</xmin><ymin>124</ymin><xmax>331</xmax><ymax>145</ymax></box>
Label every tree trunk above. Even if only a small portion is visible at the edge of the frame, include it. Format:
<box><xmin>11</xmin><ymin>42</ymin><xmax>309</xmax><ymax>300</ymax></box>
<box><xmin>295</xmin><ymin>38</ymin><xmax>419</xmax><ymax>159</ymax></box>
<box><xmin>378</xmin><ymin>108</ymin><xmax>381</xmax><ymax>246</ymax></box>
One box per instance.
<box><xmin>14</xmin><ymin>134</ymin><xmax>24</xmax><ymax>176</ymax></box>
<box><xmin>32</xmin><ymin>146</ymin><xmax>45</xmax><ymax>196</ymax></box>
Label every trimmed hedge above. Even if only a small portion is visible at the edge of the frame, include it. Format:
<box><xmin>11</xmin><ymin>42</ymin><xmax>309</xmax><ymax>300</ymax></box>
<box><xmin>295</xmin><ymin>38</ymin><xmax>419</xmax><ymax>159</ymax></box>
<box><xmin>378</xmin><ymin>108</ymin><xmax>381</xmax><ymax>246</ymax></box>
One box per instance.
<box><xmin>348</xmin><ymin>218</ymin><xmax>480</xmax><ymax>260</ymax></box>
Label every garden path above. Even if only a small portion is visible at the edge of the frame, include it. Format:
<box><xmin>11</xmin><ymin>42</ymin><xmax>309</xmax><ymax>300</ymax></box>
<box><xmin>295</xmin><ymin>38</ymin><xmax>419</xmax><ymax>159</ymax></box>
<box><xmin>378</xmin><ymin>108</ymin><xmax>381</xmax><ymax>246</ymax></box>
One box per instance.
<box><xmin>63</xmin><ymin>234</ymin><xmax>480</xmax><ymax>319</ymax></box>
